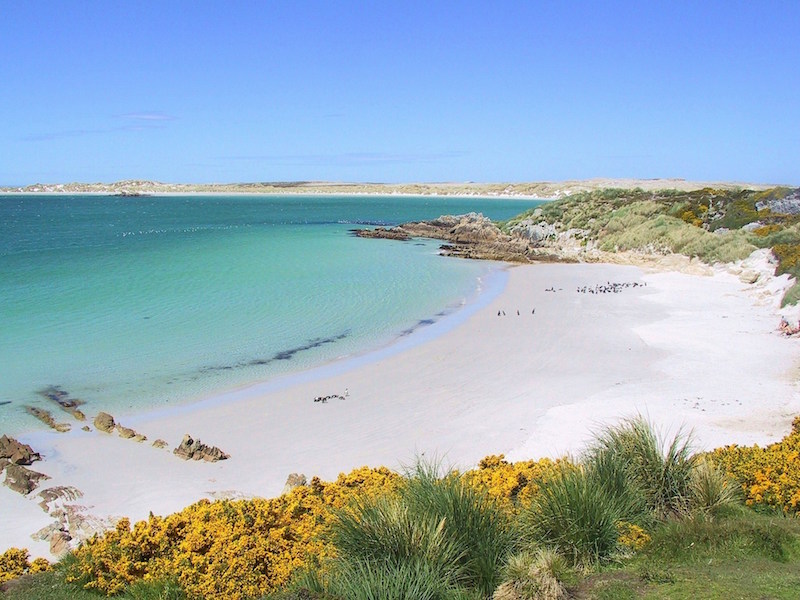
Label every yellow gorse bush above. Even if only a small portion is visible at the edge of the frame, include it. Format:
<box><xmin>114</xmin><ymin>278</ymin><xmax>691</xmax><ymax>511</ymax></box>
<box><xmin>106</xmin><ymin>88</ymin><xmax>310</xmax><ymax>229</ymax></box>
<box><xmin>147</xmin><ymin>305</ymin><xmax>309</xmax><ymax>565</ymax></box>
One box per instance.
<box><xmin>706</xmin><ymin>416</ymin><xmax>800</xmax><ymax>514</ymax></box>
<box><xmin>66</xmin><ymin>466</ymin><xmax>400</xmax><ymax>598</ymax></box>
<box><xmin>616</xmin><ymin>521</ymin><xmax>651</xmax><ymax>551</ymax></box>
<box><xmin>0</xmin><ymin>548</ymin><xmax>50</xmax><ymax>584</ymax></box>
<box><xmin>63</xmin><ymin>458</ymin><xmax>570</xmax><ymax>598</ymax></box>
<box><xmin>14</xmin><ymin>420</ymin><xmax>800</xmax><ymax>597</ymax></box>
<box><xmin>461</xmin><ymin>454</ymin><xmax>572</xmax><ymax>512</ymax></box>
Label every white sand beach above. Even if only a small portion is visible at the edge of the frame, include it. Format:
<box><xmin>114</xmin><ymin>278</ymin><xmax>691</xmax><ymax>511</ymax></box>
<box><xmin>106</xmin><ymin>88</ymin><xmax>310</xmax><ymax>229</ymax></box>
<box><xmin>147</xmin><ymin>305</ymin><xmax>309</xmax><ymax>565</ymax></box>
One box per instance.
<box><xmin>4</xmin><ymin>253</ymin><xmax>800</xmax><ymax>559</ymax></box>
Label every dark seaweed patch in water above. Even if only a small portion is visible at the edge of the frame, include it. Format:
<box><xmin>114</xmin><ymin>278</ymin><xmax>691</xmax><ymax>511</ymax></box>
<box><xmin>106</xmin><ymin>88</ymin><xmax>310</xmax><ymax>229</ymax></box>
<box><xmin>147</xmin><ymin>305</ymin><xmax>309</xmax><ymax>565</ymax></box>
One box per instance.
<box><xmin>270</xmin><ymin>332</ymin><xmax>349</xmax><ymax>362</ymax></box>
<box><xmin>199</xmin><ymin>331</ymin><xmax>351</xmax><ymax>373</ymax></box>
<box><xmin>0</xmin><ymin>400</ymin><xmax>11</xmax><ymax>407</ymax></box>
<box><xmin>399</xmin><ymin>316</ymin><xmax>441</xmax><ymax>337</ymax></box>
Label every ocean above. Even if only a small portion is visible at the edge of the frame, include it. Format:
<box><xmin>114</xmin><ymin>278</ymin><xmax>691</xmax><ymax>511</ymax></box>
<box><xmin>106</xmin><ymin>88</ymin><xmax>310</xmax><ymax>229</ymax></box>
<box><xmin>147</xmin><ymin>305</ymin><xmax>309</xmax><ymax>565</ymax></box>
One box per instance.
<box><xmin>0</xmin><ymin>194</ymin><xmax>542</xmax><ymax>435</ymax></box>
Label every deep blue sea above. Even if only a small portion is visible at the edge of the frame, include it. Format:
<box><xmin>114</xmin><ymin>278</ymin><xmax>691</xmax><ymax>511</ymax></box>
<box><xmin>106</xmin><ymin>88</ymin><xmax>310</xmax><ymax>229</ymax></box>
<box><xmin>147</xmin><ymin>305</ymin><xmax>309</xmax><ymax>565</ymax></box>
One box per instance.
<box><xmin>0</xmin><ymin>194</ymin><xmax>542</xmax><ymax>435</ymax></box>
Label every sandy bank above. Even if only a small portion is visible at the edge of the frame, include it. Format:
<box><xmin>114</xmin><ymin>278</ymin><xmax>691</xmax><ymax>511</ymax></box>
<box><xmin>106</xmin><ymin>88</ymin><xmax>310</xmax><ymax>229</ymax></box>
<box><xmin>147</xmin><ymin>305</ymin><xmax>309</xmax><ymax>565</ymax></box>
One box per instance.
<box><xmin>3</xmin><ymin>255</ymin><xmax>800</xmax><ymax>559</ymax></box>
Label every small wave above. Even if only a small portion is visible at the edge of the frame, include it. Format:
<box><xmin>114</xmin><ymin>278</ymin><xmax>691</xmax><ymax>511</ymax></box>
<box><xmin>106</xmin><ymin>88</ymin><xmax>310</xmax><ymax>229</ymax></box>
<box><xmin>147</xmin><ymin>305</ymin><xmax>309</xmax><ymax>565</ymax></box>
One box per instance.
<box><xmin>119</xmin><ymin>224</ymin><xmax>247</xmax><ymax>237</ymax></box>
<box><xmin>336</xmin><ymin>219</ymin><xmax>395</xmax><ymax>226</ymax></box>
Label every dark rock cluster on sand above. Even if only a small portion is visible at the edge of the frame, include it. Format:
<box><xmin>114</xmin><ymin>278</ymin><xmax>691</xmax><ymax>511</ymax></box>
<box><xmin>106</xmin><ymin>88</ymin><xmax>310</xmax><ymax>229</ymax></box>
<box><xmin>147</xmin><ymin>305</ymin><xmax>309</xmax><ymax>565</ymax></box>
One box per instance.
<box><xmin>0</xmin><ymin>435</ymin><xmax>49</xmax><ymax>495</ymax></box>
<box><xmin>174</xmin><ymin>434</ymin><xmax>230</xmax><ymax>462</ymax></box>
<box><xmin>93</xmin><ymin>411</ymin><xmax>147</xmax><ymax>442</ymax></box>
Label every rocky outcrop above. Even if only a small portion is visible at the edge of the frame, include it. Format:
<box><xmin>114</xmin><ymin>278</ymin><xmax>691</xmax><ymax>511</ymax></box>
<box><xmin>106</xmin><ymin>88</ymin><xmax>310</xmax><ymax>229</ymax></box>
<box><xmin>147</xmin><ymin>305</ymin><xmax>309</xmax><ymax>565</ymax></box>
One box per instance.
<box><xmin>94</xmin><ymin>412</ymin><xmax>146</xmax><ymax>441</ymax></box>
<box><xmin>152</xmin><ymin>439</ymin><xmax>169</xmax><ymax>449</ymax></box>
<box><xmin>4</xmin><ymin>463</ymin><xmax>50</xmax><ymax>495</ymax></box>
<box><xmin>756</xmin><ymin>188</ymin><xmax>800</xmax><ymax>214</ymax></box>
<box><xmin>37</xmin><ymin>485</ymin><xmax>83</xmax><ymax>512</ymax></box>
<box><xmin>116</xmin><ymin>424</ymin><xmax>147</xmax><ymax>442</ymax></box>
<box><xmin>94</xmin><ymin>411</ymin><xmax>116</xmax><ymax>433</ymax></box>
<box><xmin>25</xmin><ymin>406</ymin><xmax>70</xmax><ymax>432</ymax></box>
<box><xmin>352</xmin><ymin>227</ymin><xmax>411</xmax><ymax>241</ymax></box>
<box><xmin>0</xmin><ymin>435</ymin><xmax>41</xmax><ymax>465</ymax></box>
<box><xmin>33</xmin><ymin>522</ymin><xmax>72</xmax><ymax>557</ymax></box>
<box><xmin>353</xmin><ymin>213</ymin><xmax>548</xmax><ymax>263</ymax></box>
<box><xmin>282</xmin><ymin>473</ymin><xmax>307</xmax><ymax>494</ymax></box>
<box><xmin>174</xmin><ymin>434</ymin><xmax>230</xmax><ymax>462</ymax></box>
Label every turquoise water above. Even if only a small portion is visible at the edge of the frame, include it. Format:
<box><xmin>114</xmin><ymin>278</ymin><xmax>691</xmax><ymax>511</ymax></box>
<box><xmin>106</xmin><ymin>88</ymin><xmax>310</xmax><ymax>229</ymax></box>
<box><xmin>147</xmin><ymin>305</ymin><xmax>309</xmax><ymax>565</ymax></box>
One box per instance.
<box><xmin>0</xmin><ymin>194</ymin><xmax>542</xmax><ymax>435</ymax></box>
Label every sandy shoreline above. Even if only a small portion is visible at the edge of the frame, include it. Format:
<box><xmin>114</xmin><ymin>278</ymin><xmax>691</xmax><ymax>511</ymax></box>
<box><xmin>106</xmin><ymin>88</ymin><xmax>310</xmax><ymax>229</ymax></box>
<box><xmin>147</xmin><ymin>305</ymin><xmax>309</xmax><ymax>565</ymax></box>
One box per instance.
<box><xmin>4</xmin><ymin>255</ymin><xmax>800</xmax><ymax>559</ymax></box>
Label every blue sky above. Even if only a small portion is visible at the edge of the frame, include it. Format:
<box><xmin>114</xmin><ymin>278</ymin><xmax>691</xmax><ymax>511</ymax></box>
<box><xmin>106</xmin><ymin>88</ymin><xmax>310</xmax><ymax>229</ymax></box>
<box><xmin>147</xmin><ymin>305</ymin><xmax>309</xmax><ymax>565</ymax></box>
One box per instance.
<box><xmin>1</xmin><ymin>1</ymin><xmax>798</xmax><ymax>185</ymax></box>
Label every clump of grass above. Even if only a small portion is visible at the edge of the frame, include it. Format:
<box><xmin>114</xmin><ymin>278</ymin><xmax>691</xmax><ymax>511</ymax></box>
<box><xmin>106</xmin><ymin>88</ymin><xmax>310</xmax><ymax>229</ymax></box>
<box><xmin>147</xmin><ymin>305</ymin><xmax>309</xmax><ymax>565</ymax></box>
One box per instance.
<box><xmin>401</xmin><ymin>461</ymin><xmax>515</xmax><ymax>594</ymax></box>
<box><xmin>519</xmin><ymin>466</ymin><xmax>627</xmax><ymax>567</ymax></box>
<box><xmin>492</xmin><ymin>549</ymin><xmax>570</xmax><ymax>600</ymax></box>
<box><xmin>585</xmin><ymin>417</ymin><xmax>696</xmax><ymax>519</ymax></box>
<box><xmin>329</xmin><ymin>495</ymin><xmax>461</xmax><ymax>582</ymax></box>
<box><xmin>689</xmin><ymin>457</ymin><xmax>743</xmax><ymax>516</ymax></box>
<box><xmin>124</xmin><ymin>578</ymin><xmax>187</xmax><ymax>600</ymax></box>
<box><xmin>323</xmin><ymin>459</ymin><xmax>514</xmax><ymax>597</ymax></box>
<box><xmin>324</xmin><ymin>558</ymin><xmax>458</xmax><ymax>600</ymax></box>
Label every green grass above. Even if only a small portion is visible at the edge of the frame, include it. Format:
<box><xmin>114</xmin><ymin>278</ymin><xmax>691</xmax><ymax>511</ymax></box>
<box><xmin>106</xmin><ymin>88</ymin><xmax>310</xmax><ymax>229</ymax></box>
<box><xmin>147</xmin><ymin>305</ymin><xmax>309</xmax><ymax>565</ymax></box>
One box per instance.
<box><xmin>571</xmin><ymin>511</ymin><xmax>800</xmax><ymax>599</ymax></box>
<box><xmin>0</xmin><ymin>565</ymin><xmax>186</xmax><ymax>600</ymax></box>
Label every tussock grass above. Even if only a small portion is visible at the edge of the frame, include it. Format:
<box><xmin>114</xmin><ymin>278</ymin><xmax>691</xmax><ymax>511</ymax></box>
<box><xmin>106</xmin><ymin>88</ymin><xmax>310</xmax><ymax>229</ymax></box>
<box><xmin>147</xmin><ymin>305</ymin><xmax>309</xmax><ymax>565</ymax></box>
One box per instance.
<box><xmin>519</xmin><ymin>466</ymin><xmax>627</xmax><ymax>566</ymax></box>
<box><xmin>585</xmin><ymin>417</ymin><xmax>696</xmax><ymax>519</ymax></box>
<box><xmin>321</xmin><ymin>459</ymin><xmax>514</xmax><ymax>598</ymax></box>
<box><xmin>493</xmin><ymin>549</ymin><xmax>570</xmax><ymax>600</ymax></box>
<box><xmin>689</xmin><ymin>457</ymin><xmax>743</xmax><ymax>517</ymax></box>
<box><xmin>401</xmin><ymin>461</ymin><xmax>515</xmax><ymax>593</ymax></box>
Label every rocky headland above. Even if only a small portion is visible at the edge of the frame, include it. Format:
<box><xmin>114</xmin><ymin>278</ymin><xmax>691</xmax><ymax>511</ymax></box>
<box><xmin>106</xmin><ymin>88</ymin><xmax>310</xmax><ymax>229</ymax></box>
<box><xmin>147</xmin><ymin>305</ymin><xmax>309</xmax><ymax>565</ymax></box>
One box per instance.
<box><xmin>353</xmin><ymin>213</ymin><xmax>568</xmax><ymax>263</ymax></box>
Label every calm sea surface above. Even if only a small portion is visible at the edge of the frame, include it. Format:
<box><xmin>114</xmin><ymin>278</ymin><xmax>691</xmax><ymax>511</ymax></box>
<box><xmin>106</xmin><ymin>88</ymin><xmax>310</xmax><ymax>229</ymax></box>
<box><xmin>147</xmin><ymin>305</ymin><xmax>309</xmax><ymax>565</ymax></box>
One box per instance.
<box><xmin>0</xmin><ymin>194</ymin><xmax>542</xmax><ymax>435</ymax></box>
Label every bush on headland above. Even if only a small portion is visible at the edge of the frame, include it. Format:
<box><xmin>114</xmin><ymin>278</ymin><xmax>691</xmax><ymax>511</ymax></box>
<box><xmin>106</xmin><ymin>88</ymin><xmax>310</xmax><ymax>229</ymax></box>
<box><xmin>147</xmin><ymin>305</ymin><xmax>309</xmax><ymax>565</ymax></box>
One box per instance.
<box><xmin>4</xmin><ymin>416</ymin><xmax>799</xmax><ymax>599</ymax></box>
<box><xmin>502</xmin><ymin>186</ymin><xmax>800</xmax><ymax>304</ymax></box>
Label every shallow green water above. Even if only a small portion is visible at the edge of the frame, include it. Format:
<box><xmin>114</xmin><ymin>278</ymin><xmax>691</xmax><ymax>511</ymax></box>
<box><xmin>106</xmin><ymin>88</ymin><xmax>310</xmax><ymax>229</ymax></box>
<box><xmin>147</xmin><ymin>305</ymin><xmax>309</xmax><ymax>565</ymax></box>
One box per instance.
<box><xmin>0</xmin><ymin>194</ymin><xmax>542</xmax><ymax>434</ymax></box>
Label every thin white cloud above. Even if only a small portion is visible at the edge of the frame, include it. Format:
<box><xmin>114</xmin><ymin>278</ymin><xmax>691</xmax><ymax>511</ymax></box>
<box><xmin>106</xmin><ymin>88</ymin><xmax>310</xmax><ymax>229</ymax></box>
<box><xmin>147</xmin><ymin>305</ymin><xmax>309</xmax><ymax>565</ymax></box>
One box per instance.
<box><xmin>118</xmin><ymin>112</ymin><xmax>177</xmax><ymax>121</ymax></box>
<box><xmin>219</xmin><ymin>151</ymin><xmax>468</xmax><ymax>166</ymax></box>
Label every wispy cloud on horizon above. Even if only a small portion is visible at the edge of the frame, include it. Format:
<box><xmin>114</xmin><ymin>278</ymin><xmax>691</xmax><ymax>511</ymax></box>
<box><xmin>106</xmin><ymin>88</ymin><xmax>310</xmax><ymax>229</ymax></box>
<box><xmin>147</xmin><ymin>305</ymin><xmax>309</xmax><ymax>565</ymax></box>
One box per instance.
<box><xmin>118</xmin><ymin>112</ymin><xmax>177</xmax><ymax>121</ymax></box>
<box><xmin>218</xmin><ymin>151</ymin><xmax>469</xmax><ymax>166</ymax></box>
<box><xmin>21</xmin><ymin>112</ymin><xmax>177</xmax><ymax>142</ymax></box>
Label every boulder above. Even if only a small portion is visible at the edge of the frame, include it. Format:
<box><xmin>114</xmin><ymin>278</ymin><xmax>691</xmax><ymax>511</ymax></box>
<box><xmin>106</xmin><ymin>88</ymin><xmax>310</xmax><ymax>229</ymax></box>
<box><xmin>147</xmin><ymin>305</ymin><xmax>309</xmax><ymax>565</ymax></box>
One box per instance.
<box><xmin>0</xmin><ymin>435</ymin><xmax>41</xmax><ymax>465</ymax></box>
<box><xmin>116</xmin><ymin>424</ymin><xmax>146</xmax><ymax>442</ymax></box>
<box><xmin>173</xmin><ymin>434</ymin><xmax>229</xmax><ymax>462</ymax></box>
<box><xmin>93</xmin><ymin>412</ymin><xmax>116</xmax><ymax>433</ymax></box>
<box><xmin>152</xmin><ymin>439</ymin><xmax>169</xmax><ymax>449</ymax></box>
<box><xmin>282</xmin><ymin>473</ymin><xmax>307</xmax><ymax>494</ymax></box>
<box><xmin>4</xmin><ymin>463</ymin><xmax>50</xmax><ymax>495</ymax></box>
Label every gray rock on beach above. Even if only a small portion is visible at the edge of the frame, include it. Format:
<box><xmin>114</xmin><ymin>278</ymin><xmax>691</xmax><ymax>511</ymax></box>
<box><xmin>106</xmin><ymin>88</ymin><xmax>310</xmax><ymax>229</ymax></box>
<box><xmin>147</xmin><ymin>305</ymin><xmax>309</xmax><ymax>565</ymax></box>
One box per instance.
<box><xmin>174</xmin><ymin>434</ymin><xmax>230</xmax><ymax>462</ymax></box>
<box><xmin>0</xmin><ymin>434</ymin><xmax>41</xmax><ymax>465</ymax></box>
<box><xmin>4</xmin><ymin>462</ymin><xmax>50</xmax><ymax>495</ymax></box>
<box><xmin>282</xmin><ymin>473</ymin><xmax>307</xmax><ymax>494</ymax></box>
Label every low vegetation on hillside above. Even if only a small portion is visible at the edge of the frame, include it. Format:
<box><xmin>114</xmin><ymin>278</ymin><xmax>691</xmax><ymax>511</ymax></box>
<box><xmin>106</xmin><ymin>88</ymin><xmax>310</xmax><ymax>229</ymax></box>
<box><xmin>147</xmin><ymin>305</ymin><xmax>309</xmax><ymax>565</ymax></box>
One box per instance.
<box><xmin>502</xmin><ymin>187</ymin><xmax>800</xmax><ymax>304</ymax></box>
<box><xmin>3</xmin><ymin>417</ymin><xmax>800</xmax><ymax>599</ymax></box>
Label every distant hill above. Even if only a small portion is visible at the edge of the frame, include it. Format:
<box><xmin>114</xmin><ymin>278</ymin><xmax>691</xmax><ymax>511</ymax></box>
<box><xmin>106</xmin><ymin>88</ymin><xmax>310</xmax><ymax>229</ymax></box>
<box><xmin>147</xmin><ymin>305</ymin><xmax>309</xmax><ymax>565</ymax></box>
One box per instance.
<box><xmin>0</xmin><ymin>178</ymin><xmax>781</xmax><ymax>197</ymax></box>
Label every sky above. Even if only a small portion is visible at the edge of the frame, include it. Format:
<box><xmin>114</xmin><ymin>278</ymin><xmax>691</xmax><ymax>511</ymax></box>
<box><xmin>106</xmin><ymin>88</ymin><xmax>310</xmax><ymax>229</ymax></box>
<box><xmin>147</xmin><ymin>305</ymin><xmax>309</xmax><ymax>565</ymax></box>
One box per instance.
<box><xmin>1</xmin><ymin>1</ymin><xmax>798</xmax><ymax>185</ymax></box>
